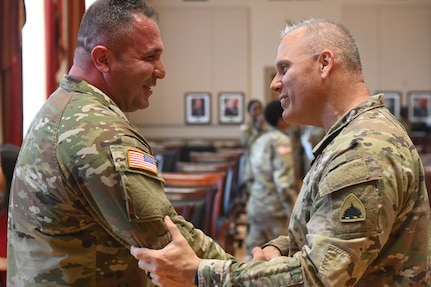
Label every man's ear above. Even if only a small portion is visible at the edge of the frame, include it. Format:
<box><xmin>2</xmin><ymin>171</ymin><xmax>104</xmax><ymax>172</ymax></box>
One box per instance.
<box><xmin>91</xmin><ymin>45</ymin><xmax>111</xmax><ymax>73</ymax></box>
<box><xmin>319</xmin><ymin>50</ymin><xmax>333</xmax><ymax>78</ymax></box>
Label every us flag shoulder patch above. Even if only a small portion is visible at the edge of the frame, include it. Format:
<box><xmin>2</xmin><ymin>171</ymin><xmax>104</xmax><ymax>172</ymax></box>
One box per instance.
<box><xmin>127</xmin><ymin>149</ymin><xmax>158</xmax><ymax>174</ymax></box>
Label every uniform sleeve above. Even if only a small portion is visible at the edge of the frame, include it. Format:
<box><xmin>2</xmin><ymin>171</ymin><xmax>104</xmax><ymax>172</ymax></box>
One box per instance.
<box><xmin>240</xmin><ymin>122</ymin><xmax>268</xmax><ymax>149</ymax></box>
<box><xmin>197</xmin><ymin>254</ymin><xmax>303</xmax><ymax>286</ymax></box>
<box><xmin>272</xmin><ymin>137</ymin><xmax>297</xmax><ymax>216</ymax></box>
<box><xmin>239</xmin><ymin>123</ymin><xmax>253</xmax><ymax>147</ymax></box>
<box><xmin>58</xmin><ymin>132</ymin><xmax>232</xmax><ymax>260</ymax></box>
<box><xmin>195</xmin><ymin>148</ymin><xmax>405</xmax><ymax>286</ymax></box>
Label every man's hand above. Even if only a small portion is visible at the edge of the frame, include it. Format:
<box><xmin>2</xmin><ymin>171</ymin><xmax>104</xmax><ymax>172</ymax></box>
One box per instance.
<box><xmin>130</xmin><ymin>216</ymin><xmax>201</xmax><ymax>287</ymax></box>
<box><xmin>251</xmin><ymin>245</ymin><xmax>281</xmax><ymax>262</ymax></box>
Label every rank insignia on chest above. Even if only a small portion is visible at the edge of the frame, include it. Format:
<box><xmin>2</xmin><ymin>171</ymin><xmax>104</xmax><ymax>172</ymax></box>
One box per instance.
<box><xmin>340</xmin><ymin>194</ymin><xmax>366</xmax><ymax>222</ymax></box>
<box><xmin>127</xmin><ymin>149</ymin><xmax>158</xmax><ymax>174</ymax></box>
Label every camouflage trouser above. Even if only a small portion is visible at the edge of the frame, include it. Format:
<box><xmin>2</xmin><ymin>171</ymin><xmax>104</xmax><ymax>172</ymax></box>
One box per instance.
<box><xmin>245</xmin><ymin>215</ymin><xmax>289</xmax><ymax>257</ymax></box>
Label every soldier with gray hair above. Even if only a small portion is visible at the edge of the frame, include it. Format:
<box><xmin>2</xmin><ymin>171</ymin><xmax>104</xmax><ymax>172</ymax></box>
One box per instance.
<box><xmin>131</xmin><ymin>18</ymin><xmax>430</xmax><ymax>286</ymax></box>
<box><xmin>7</xmin><ymin>0</ymin><xmax>233</xmax><ymax>286</ymax></box>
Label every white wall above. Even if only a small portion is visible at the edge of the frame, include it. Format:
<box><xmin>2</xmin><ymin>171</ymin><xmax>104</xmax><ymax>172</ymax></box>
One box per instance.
<box><xmin>22</xmin><ymin>0</ymin><xmax>431</xmax><ymax>142</ymax></box>
<box><xmin>128</xmin><ymin>0</ymin><xmax>431</xmax><ymax>141</ymax></box>
<box><xmin>22</xmin><ymin>0</ymin><xmax>94</xmax><ymax>137</ymax></box>
<box><xmin>22</xmin><ymin>0</ymin><xmax>46</xmax><ymax>136</ymax></box>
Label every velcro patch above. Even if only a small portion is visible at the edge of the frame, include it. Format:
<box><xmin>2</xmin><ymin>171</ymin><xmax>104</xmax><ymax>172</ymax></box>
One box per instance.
<box><xmin>340</xmin><ymin>194</ymin><xmax>366</xmax><ymax>222</ymax></box>
<box><xmin>127</xmin><ymin>149</ymin><xmax>157</xmax><ymax>174</ymax></box>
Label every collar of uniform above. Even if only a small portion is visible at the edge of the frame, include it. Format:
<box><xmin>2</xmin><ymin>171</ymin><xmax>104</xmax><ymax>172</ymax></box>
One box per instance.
<box><xmin>60</xmin><ymin>75</ymin><xmax>129</xmax><ymax>122</ymax></box>
<box><xmin>311</xmin><ymin>94</ymin><xmax>384</xmax><ymax>159</ymax></box>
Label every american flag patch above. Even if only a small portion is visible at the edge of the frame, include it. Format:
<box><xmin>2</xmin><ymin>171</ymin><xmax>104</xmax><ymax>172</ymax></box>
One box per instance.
<box><xmin>127</xmin><ymin>149</ymin><xmax>158</xmax><ymax>174</ymax></box>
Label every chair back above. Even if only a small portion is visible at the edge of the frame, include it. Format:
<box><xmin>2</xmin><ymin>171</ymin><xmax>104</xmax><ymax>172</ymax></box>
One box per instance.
<box><xmin>176</xmin><ymin>161</ymin><xmax>235</xmax><ymax>217</ymax></box>
<box><xmin>190</xmin><ymin>151</ymin><xmax>239</xmax><ymax>163</ymax></box>
<box><xmin>164</xmin><ymin>186</ymin><xmax>217</xmax><ymax>231</ymax></box>
<box><xmin>162</xmin><ymin>171</ymin><xmax>225</xmax><ymax>237</ymax></box>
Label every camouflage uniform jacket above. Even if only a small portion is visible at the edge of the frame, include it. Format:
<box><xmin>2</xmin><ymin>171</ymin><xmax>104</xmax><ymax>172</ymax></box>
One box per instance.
<box><xmin>239</xmin><ymin>120</ymin><xmax>269</xmax><ymax>149</ymax></box>
<box><xmin>240</xmin><ymin>120</ymin><xmax>269</xmax><ymax>187</ymax></box>
<box><xmin>197</xmin><ymin>94</ymin><xmax>430</xmax><ymax>286</ymax></box>
<box><xmin>247</xmin><ymin>127</ymin><xmax>297</xmax><ymax>219</ymax></box>
<box><xmin>7</xmin><ymin>75</ymin><xmax>232</xmax><ymax>287</ymax></box>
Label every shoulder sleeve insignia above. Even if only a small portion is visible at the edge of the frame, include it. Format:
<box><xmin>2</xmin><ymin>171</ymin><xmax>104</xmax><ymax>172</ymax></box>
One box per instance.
<box><xmin>340</xmin><ymin>194</ymin><xmax>366</xmax><ymax>222</ymax></box>
<box><xmin>127</xmin><ymin>149</ymin><xmax>158</xmax><ymax>175</ymax></box>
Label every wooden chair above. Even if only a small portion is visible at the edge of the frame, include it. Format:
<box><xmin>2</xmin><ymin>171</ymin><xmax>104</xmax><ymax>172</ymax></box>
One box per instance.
<box><xmin>215</xmin><ymin>150</ymin><xmax>250</xmax><ymax>251</ymax></box>
<box><xmin>189</xmin><ymin>151</ymin><xmax>243</xmax><ymax>200</ymax></box>
<box><xmin>190</xmin><ymin>151</ymin><xmax>240</xmax><ymax>165</ymax></box>
<box><xmin>164</xmin><ymin>186</ymin><xmax>218</xmax><ymax>232</ymax></box>
<box><xmin>176</xmin><ymin>162</ymin><xmax>235</xmax><ymax>218</ymax></box>
<box><xmin>173</xmin><ymin>161</ymin><xmax>241</xmax><ymax>254</ymax></box>
<box><xmin>152</xmin><ymin>143</ymin><xmax>181</xmax><ymax>172</ymax></box>
<box><xmin>162</xmin><ymin>172</ymin><xmax>225</xmax><ymax>238</ymax></box>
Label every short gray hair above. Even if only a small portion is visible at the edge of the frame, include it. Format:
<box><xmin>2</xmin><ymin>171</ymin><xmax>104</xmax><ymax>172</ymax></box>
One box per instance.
<box><xmin>281</xmin><ymin>18</ymin><xmax>362</xmax><ymax>72</ymax></box>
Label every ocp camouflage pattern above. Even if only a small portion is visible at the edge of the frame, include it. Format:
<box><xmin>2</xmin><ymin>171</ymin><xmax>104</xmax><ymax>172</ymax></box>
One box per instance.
<box><xmin>247</xmin><ymin>127</ymin><xmax>297</xmax><ymax>219</ymax></box>
<box><xmin>7</xmin><ymin>75</ymin><xmax>232</xmax><ymax>286</ymax></box>
<box><xmin>196</xmin><ymin>94</ymin><xmax>430</xmax><ymax>286</ymax></box>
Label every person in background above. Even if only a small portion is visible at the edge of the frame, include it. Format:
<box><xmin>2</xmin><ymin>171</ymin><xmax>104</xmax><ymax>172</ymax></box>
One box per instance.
<box><xmin>0</xmin><ymin>144</ymin><xmax>20</xmax><ymax>287</ymax></box>
<box><xmin>239</xmin><ymin>99</ymin><xmax>268</xmax><ymax>148</ymax></box>
<box><xmin>244</xmin><ymin>100</ymin><xmax>297</xmax><ymax>260</ymax></box>
<box><xmin>237</xmin><ymin>99</ymin><xmax>270</xmax><ymax>217</ymax></box>
<box><xmin>7</xmin><ymin>1</ymin><xmax>232</xmax><ymax>286</ymax></box>
<box><xmin>131</xmin><ymin>18</ymin><xmax>430</xmax><ymax>287</ymax></box>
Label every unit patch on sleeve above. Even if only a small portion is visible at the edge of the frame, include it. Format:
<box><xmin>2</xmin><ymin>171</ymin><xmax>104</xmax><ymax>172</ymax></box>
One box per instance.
<box><xmin>127</xmin><ymin>149</ymin><xmax>158</xmax><ymax>174</ymax></box>
<box><xmin>340</xmin><ymin>194</ymin><xmax>366</xmax><ymax>222</ymax></box>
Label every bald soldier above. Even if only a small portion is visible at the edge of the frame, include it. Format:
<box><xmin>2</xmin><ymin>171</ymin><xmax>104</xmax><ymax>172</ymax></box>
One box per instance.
<box><xmin>131</xmin><ymin>18</ymin><xmax>430</xmax><ymax>287</ymax></box>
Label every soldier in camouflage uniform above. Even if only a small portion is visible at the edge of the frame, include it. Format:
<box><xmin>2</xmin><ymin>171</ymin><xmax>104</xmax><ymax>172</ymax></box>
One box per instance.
<box><xmin>239</xmin><ymin>99</ymin><xmax>269</xmax><ymax>217</ymax></box>
<box><xmin>131</xmin><ymin>18</ymin><xmax>430</xmax><ymax>287</ymax></box>
<box><xmin>245</xmin><ymin>100</ymin><xmax>297</xmax><ymax>259</ymax></box>
<box><xmin>239</xmin><ymin>99</ymin><xmax>268</xmax><ymax>149</ymax></box>
<box><xmin>7</xmin><ymin>1</ymin><xmax>232</xmax><ymax>286</ymax></box>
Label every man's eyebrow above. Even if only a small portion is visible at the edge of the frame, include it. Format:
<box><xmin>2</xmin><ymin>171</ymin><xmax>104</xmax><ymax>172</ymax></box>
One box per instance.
<box><xmin>275</xmin><ymin>59</ymin><xmax>290</xmax><ymax>67</ymax></box>
<box><xmin>149</xmin><ymin>47</ymin><xmax>163</xmax><ymax>54</ymax></box>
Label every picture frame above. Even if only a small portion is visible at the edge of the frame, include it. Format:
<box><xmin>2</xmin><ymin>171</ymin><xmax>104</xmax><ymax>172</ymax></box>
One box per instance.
<box><xmin>408</xmin><ymin>91</ymin><xmax>431</xmax><ymax>123</ymax></box>
<box><xmin>185</xmin><ymin>92</ymin><xmax>211</xmax><ymax>125</ymax></box>
<box><xmin>377</xmin><ymin>91</ymin><xmax>401</xmax><ymax>118</ymax></box>
<box><xmin>218</xmin><ymin>92</ymin><xmax>244</xmax><ymax>125</ymax></box>
<box><xmin>184</xmin><ymin>92</ymin><xmax>211</xmax><ymax>125</ymax></box>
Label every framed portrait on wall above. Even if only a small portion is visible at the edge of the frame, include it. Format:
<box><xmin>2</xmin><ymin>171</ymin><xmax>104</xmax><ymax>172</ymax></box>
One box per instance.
<box><xmin>185</xmin><ymin>92</ymin><xmax>211</xmax><ymax>125</ymax></box>
<box><xmin>377</xmin><ymin>91</ymin><xmax>401</xmax><ymax>118</ymax></box>
<box><xmin>408</xmin><ymin>91</ymin><xmax>431</xmax><ymax>123</ymax></box>
<box><xmin>218</xmin><ymin>92</ymin><xmax>244</xmax><ymax>125</ymax></box>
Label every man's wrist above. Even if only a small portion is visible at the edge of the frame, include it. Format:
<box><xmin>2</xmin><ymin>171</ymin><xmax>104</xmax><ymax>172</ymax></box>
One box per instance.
<box><xmin>261</xmin><ymin>244</ymin><xmax>283</xmax><ymax>259</ymax></box>
<box><xmin>194</xmin><ymin>271</ymin><xmax>199</xmax><ymax>286</ymax></box>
